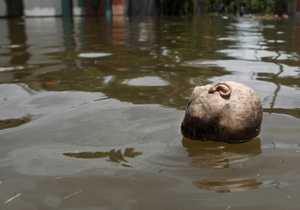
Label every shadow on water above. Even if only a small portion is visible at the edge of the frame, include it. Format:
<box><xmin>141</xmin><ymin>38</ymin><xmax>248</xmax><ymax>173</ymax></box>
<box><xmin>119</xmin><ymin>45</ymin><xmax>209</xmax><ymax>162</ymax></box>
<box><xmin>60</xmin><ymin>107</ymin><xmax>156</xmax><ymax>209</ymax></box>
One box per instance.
<box><xmin>63</xmin><ymin>148</ymin><xmax>142</xmax><ymax>167</ymax></box>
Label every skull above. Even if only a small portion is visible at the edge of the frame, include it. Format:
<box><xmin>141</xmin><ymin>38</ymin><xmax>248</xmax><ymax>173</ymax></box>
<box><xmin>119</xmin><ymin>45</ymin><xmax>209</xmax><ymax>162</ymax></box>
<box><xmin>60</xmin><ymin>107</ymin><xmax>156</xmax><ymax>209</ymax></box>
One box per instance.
<box><xmin>181</xmin><ymin>81</ymin><xmax>263</xmax><ymax>143</ymax></box>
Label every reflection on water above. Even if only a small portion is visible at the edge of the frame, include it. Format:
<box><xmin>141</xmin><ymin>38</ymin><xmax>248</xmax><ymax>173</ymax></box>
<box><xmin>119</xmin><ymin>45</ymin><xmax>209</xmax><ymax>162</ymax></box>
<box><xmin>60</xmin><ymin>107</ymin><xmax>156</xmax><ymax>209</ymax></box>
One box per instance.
<box><xmin>0</xmin><ymin>16</ymin><xmax>298</xmax><ymax>115</ymax></box>
<box><xmin>183</xmin><ymin>18</ymin><xmax>300</xmax><ymax>118</ymax></box>
<box><xmin>193</xmin><ymin>178</ymin><xmax>262</xmax><ymax>193</ymax></box>
<box><xmin>0</xmin><ymin>15</ymin><xmax>300</xmax><ymax>209</ymax></box>
<box><xmin>64</xmin><ymin>148</ymin><xmax>142</xmax><ymax>167</ymax></box>
<box><xmin>78</xmin><ymin>52</ymin><xmax>112</xmax><ymax>58</ymax></box>
<box><xmin>27</xmin><ymin>80</ymin><xmax>92</xmax><ymax>92</ymax></box>
<box><xmin>182</xmin><ymin>137</ymin><xmax>261</xmax><ymax>169</ymax></box>
<box><xmin>0</xmin><ymin>115</ymin><xmax>31</xmax><ymax>130</ymax></box>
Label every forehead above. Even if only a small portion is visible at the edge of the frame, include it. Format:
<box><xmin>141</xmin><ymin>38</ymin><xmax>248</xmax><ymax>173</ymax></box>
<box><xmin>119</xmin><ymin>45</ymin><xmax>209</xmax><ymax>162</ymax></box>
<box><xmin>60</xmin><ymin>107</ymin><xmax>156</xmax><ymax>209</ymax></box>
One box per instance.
<box><xmin>190</xmin><ymin>84</ymin><xmax>221</xmax><ymax>104</ymax></box>
<box><xmin>193</xmin><ymin>84</ymin><xmax>213</xmax><ymax>93</ymax></box>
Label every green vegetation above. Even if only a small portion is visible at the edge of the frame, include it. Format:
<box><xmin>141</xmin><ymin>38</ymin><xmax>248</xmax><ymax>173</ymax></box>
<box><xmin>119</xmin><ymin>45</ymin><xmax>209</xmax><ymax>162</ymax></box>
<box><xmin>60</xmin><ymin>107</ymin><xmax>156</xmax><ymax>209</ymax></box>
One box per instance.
<box><xmin>160</xmin><ymin>0</ymin><xmax>287</xmax><ymax>16</ymax></box>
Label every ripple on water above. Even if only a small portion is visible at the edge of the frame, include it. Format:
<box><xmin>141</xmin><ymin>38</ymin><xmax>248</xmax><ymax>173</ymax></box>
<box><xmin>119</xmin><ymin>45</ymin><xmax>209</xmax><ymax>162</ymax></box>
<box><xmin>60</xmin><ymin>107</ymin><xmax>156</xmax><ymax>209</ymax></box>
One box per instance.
<box><xmin>0</xmin><ymin>66</ymin><xmax>25</xmax><ymax>72</ymax></box>
<box><xmin>122</xmin><ymin>76</ymin><xmax>169</xmax><ymax>87</ymax></box>
<box><xmin>78</xmin><ymin>52</ymin><xmax>112</xmax><ymax>58</ymax></box>
<box><xmin>0</xmin><ymin>44</ymin><xmax>22</xmax><ymax>49</ymax></box>
<box><xmin>193</xmin><ymin>178</ymin><xmax>262</xmax><ymax>193</ymax></box>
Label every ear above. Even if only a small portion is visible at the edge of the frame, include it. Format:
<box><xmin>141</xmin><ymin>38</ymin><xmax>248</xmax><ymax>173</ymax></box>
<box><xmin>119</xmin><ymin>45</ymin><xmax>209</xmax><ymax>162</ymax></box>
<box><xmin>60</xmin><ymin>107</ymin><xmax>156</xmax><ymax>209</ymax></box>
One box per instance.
<box><xmin>208</xmin><ymin>82</ymin><xmax>231</xmax><ymax>99</ymax></box>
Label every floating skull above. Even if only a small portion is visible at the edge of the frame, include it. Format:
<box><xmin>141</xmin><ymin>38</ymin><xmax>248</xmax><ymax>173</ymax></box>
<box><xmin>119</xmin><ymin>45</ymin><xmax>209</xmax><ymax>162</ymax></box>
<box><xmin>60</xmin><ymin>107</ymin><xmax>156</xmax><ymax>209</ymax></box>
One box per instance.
<box><xmin>181</xmin><ymin>81</ymin><xmax>263</xmax><ymax>143</ymax></box>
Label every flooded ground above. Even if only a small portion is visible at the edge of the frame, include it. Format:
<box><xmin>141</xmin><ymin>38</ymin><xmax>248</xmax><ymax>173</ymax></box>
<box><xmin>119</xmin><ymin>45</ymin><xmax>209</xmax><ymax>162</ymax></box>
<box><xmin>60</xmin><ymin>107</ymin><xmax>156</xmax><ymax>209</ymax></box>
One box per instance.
<box><xmin>0</xmin><ymin>15</ymin><xmax>300</xmax><ymax>209</ymax></box>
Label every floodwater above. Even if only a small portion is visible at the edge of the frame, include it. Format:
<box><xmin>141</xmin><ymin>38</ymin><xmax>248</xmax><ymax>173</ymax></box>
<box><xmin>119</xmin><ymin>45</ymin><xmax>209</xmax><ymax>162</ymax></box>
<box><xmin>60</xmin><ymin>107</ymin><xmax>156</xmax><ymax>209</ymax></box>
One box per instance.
<box><xmin>0</xmin><ymin>15</ymin><xmax>299</xmax><ymax>209</ymax></box>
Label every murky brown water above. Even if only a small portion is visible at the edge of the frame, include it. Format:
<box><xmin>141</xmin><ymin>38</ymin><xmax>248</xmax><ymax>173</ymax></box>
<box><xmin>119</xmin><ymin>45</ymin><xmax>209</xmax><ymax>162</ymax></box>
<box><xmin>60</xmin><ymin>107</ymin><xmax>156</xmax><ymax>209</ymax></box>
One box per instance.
<box><xmin>0</xmin><ymin>15</ymin><xmax>300</xmax><ymax>209</ymax></box>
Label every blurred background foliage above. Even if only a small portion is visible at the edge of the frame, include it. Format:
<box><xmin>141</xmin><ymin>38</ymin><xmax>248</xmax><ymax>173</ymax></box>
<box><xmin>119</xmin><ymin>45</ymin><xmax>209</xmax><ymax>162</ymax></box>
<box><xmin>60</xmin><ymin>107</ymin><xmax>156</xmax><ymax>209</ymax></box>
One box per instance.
<box><xmin>160</xmin><ymin>0</ymin><xmax>287</xmax><ymax>16</ymax></box>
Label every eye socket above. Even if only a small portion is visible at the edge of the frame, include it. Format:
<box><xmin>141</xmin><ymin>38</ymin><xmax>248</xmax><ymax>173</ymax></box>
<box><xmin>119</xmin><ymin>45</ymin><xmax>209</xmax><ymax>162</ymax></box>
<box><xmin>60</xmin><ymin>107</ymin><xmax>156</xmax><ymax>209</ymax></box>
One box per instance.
<box><xmin>208</xmin><ymin>82</ymin><xmax>232</xmax><ymax>98</ymax></box>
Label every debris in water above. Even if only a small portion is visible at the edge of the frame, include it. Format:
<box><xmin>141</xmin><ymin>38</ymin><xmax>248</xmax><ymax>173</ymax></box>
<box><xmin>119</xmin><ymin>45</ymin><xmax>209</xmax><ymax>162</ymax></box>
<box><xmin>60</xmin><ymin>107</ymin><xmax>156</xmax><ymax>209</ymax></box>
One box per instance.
<box><xmin>4</xmin><ymin>193</ymin><xmax>22</xmax><ymax>204</ymax></box>
<box><xmin>64</xmin><ymin>190</ymin><xmax>82</xmax><ymax>199</ymax></box>
<box><xmin>271</xmin><ymin>141</ymin><xmax>276</xmax><ymax>149</ymax></box>
<box><xmin>52</xmin><ymin>177</ymin><xmax>63</xmax><ymax>181</ymax></box>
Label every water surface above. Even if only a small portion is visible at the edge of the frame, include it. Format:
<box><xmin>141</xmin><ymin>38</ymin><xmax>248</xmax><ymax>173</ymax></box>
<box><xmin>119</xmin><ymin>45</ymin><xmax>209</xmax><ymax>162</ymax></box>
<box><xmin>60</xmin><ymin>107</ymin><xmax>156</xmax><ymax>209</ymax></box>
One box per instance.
<box><xmin>0</xmin><ymin>15</ymin><xmax>300</xmax><ymax>209</ymax></box>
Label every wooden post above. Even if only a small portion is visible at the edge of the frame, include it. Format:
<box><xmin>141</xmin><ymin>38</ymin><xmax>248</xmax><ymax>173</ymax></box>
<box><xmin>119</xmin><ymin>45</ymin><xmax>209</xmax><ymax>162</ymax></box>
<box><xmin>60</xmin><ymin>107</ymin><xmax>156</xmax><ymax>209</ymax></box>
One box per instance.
<box><xmin>86</xmin><ymin>0</ymin><xmax>97</xmax><ymax>15</ymax></box>
<box><xmin>98</xmin><ymin>0</ymin><xmax>106</xmax><ymax>15</ymax></box>
<box><xmin>0</xmin><ymin>0</ymin><xmax>6</xmax><ymax>17</ymax></box>
<box><xmin>77</xmin><ymin>0</ymin><xmax>86</xmax><ymax>7</ymax></box>
<box><xmin>4</xmin><ymin>0</ymin><xmax>24</xmax><ymax>17</ymax></box>
<box><xmin>62</xmin><ymin>0</ymin><xmax>73</xmax><ymax>17</ymax></box>
<box><xmin>112</xmin><ymin>0</ymin><xmax>125</xmax><ymax>15</ymax></box>
<box><xmin>106</xmin><ymin>0</ymin><xmax>112</xmax><ymax>16</ymax></box>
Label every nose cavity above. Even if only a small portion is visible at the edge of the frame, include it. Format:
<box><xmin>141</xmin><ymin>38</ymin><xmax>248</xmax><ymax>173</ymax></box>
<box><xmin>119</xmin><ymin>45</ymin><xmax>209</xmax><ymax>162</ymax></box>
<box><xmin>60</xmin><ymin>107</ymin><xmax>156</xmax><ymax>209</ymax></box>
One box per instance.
<box><xmin>208</xmin><ymin>82</ymin><xmax>232</xmax><ymax>98</ymax></box>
